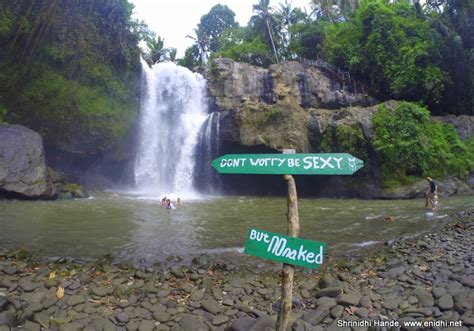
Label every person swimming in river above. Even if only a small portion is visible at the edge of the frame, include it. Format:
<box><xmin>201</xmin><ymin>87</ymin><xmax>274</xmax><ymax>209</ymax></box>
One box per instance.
<box><xmin>425</xmin><ymin>177</ymin><xmax>439</xmax><ymax>211</ymax></box>
<box><xmin>165</xmin><ymin>198</ymin><xmax>175</xmax><ymax>210</ymax></box>
<box><xmin>161</xmin><ymin>196</ymin><xmax>167</xmax><ymax>205</ymax></box>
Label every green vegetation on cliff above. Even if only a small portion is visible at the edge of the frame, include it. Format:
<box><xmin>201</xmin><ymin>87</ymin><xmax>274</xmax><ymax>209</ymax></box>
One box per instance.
<box><xmin>0</xmin><ymin>0</ymin><xmax>144</xmax><ymax>154</ymax></box>
<box><xmin>373</xmin><ymin>102</ymin><xmax>474</xmax><ymax>187</ymax></box>
<box><xmin>185</xmin><ymin>0</ymin><xmax>473</xmax><ymax>115</ymax></box>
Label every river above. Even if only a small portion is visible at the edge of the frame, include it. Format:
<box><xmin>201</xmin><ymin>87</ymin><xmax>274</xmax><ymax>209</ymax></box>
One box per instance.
<box><xmin>0</xmin><ymin>194</ymin><xmax>472</xmax><ymax>265</ymax></box>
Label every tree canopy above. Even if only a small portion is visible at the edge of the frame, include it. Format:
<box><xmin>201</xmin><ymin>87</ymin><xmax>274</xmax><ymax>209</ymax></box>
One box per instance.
<box><xmin>0</xmin><ymin>0</ymin><xmax>144</xmax><ymax>154</ymax></box>
<box><xmin>179</xmin><ymin>0</ymin><xmax>472</xmax><ymax>115</ymax></box>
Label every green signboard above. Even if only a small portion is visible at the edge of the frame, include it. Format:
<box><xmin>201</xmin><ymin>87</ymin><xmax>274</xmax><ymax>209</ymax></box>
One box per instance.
<box><xmin>244</xmin><ymin>228</ymin><xmax>326</xmax><ymax>269</ymax></box>
<box><xmin>212</xmin><ymin>153</ymin><xmax>363</xmax><ymax>175</ymax></box>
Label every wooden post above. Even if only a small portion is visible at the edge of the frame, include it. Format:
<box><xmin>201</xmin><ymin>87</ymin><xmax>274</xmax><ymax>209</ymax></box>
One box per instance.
<box><xmin>276</xmin><ymin>150</ymin><xmax>300</xmax><ymax>331</ymax></box>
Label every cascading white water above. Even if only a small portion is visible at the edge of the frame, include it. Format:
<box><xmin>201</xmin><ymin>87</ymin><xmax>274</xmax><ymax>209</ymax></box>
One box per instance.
<box><xmin>194</xmin><ymin>111</ymin><xmax>222</xmax><ymax>193</ymax></box>
<box><xmin>134</xmin><ymin>59</ymin><xmax>208</xmax><ymax>196</ymax></box>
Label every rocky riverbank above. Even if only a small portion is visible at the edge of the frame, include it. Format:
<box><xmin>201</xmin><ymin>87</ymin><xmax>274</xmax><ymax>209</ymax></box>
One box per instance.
<box><xmin>1</xmin><ymin>209</ymin><xmax>473</xmax><ymax>331</ymax></box>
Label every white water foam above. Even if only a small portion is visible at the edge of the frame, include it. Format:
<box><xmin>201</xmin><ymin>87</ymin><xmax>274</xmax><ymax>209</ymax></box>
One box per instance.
<box><xmin>352</xmin><ymin>240</ymin><xmax>380</xmax><ymax>247</ymax></box>
<box><xmin>134</xmin><ymin>59</ymin><xmax>208</xmax><ymax>198</ymax></box>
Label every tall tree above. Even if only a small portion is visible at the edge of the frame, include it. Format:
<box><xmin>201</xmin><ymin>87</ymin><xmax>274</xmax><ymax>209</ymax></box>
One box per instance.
<box><xmin>199</xmin><ymin>4</ymin><xmax>238</xmax><ymax>53</ymax></box>
<box><xmin>428</xmin><ymin>0</ymin><xmax>474</xmax><ymax>114</ymax></box>
<box><xmin>178</xmin><ymin>44</ymin><xmax>200</xmax><ymax>70</ymax></box>
<box><xmin>168</xmin><ymin>48</ymin><xmax>177</xmax><ymax>63</ymax></box>
<box><xmin>275</xmin><ymin>0</ymin><xmax>294</xmax><ymax>57</ymax></box>
<box><xmin>250</xmin><ymin>0</ymin><xmax>280</xmax><ymax>63</ymax></box>
<box><xmin>144</xmin><ymin>36</ymin><xmax>168</xmax><ymax>65</ymax></box>
<box><xmin>215</xmin><ymin>26</ymin><xmax>274</xmax><ymax>67</ymax></box>
<box><xmin>0</xmin><ymin>0</ymin><xmax>142</xmax><ymax>154</ymax></box>
<box><xmin>324</xmin><ymin>1</ymin><xmax>445</xmax><ymax>103</ymax></box>
<box><xmin>310</xmin><ymin>0</ymin><xmax>357</xmax><ymax>21</ymax></box>
<box><xmin>186</xmin><ymin>28</ymin><xmax>209</xmax><ymax>66</ymax></box>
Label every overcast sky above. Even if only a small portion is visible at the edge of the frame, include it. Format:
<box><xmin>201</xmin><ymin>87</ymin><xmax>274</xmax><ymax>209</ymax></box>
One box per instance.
<box><xmin>130</xmin><ymin>0</ymin><xmax>311</xmax><ymax>57</ymax></box>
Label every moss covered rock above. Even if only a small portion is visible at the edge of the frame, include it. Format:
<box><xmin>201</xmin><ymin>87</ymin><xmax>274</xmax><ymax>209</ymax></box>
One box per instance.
<box><xmin>57</xmin><ymin>183</ymin><xmax>89</xmax><ymax>199</ymax></box>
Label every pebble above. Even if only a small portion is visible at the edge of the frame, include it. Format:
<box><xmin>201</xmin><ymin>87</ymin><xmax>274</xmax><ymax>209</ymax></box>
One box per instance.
<box><xmin>314</xmin><ymin>287</ymin><xmax>342</xmax><ymax>298</ymax></box>
<box><xmin>316</xmin><ymin>296</ymin><xmax>336</xmax><ymax>308</ymax></box>
<box><xmin>303</xmin><ymin>306</ymin><xmax>330</xmax><ymax>325</ymax></box>
<box><xmin>137</xmin><ymin>320</ymin><xmax>155</xmax><ymax>331</ymax></box>
<box><xmin>432</xmin><ymin>286</ymin><xmax>446</xmax><ymax>297</ymax></box>
<box><xmin>330</xmin><ymin>305</ymin><xmax>344</xmax><ymax>319</ymax></box>
<box><xmin>67</xmin><ymin>295</ymin><xmax>85</xmax><ymax>306</ymax></box>
<box><xmin>337</xmin><ymin>293</ymin><xmax>361</xmax><ymax>306</ymax></box>
<box><xmin>437</xmin><ymin>293</ymin><xmax>454</xmax><ymax>310</ymax></box>
<box><xmin>115</xmin><ymin>312</ymin><xmax>129</xmax><ymax>324</ymax></box>
<box><xmin>24</xmin><ymin>320</ymin><xmax>41</xmax><ymax>331</ymax></box>
<box><xmin>359</xmin><ymin>295</ymin><xmax>372</xmax><ymax>308</ymax></box>
<box><xmin>355</xmin><ymin>307</ymin><xmax>369</xmax><ymax>318</ymax></box>
<box><xmin>179</xmin><ymin>314</ymin><xmax>209</xmax><ymax>331</ymax></box>
<box><xmin>189</xmin><ymin>288</ymin><xmax>205</xmax><ymax>301</ymax></box>
<box><xmin>212</xmin><ymin>314</ymin><xmax>229</xmax><ymax>325</ymax></box>
<box><xmin>201</xmin><ymin>298</ymin><xmax>224</xmax><ymax>314</ymax></box>
<box><xmin>152</xmin><ymin>311</ymin><xmax>170</xmax><ymax>322</ymax></box>
<box><xmin>414</xmin><ymin>289</ymin><xmax>435</xmax><ymax>307</ymax></box>
<box><xmin>91</xmin><ymin>286</ymin><xmax>112</xmax><ymax>297</ymax></box>
<box><xmin>382</xmin><ymin>298</ymin><xmax>400</xmax><ymax>310</ymax></box>
<box><xmin>318</xmin><ymin>275</ymin><xmax>339</xmax><ymax>289</ymax></box>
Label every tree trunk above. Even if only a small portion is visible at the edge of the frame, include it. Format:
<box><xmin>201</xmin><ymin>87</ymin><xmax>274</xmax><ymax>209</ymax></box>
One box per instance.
<box><xmin>276</xmin><ymin>174</ymin><xmax>299</xmax><ymax>331</ymax></box>
<box><xmin>266</xmin><ymin>18</ymin><xmax>279</xmax><ymax>63</ymax></box>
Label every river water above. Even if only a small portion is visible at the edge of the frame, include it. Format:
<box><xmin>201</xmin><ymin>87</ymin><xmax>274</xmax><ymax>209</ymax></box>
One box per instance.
<box><xmin>0</xmin><ymin>194</ymin><xmax>472</xmax><ymax>265</ymax></box>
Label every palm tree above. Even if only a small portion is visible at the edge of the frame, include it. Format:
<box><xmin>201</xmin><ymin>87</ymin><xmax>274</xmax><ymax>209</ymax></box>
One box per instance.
<box><xmin>310</xmin><ymin>0</ymin><xmax>357</xmax><ymax>21</ymax></box>
<box><xmin>251</xmin><ymin>0</ymin><xmax>279</xmax><ymax>63</ymax></box>
<box><xmin>145</xmin><ymin>36</ymin><xmax>168</xmax><ymax>65</ymax></box>
<box><xmin>168</xmin><ymin>48</ymin><xmax>177</xmax><ymax>63</ymax></box>
<box><xmin>275</xmin><ymin>0</ymin><xmax>295</xmax><ymax>58</ymax></box>
<box><xmin>424</xmin><ymin>0</ymin><xmax>445</xmax><ymax>13</ymax></box>
<box><xmin>338</xmin><ymin>0</ymin><xmax>358</xmax><ymax>18</ymax></box>
<box><xmin>277</xmin><ymin>0</ymin><xmax>295</xmax><ymax>27</ymax></box>
<box><xmin>186</xmin><ymin>28</ymin><xmax>209</xmax><ymax>66</ymax></box>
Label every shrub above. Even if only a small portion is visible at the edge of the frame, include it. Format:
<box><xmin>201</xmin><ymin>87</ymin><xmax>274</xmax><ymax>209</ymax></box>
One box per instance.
<box><xmin>373</xmin><ymin>102</ymin><xmax>473</xmax><ymax>187</ymax></box>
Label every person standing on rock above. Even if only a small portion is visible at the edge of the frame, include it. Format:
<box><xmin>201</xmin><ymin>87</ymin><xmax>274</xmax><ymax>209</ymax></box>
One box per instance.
<box><xmin>425</xmin><ymin>177</ymin><xmax>439</xmax><ymax>211</ymax></box>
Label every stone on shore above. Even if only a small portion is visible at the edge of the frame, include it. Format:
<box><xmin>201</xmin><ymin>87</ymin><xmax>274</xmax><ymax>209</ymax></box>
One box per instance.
<box><xmin>201</xmin><ymin>298</ymin><xmax>224</xmax><ymax>314</ymax></box>
<box><xmin>437</xmin><ymin>293</ymin><xmax>454</xmax><ymax>310</ymax></box>
<box><xmin>178</xmin><ymin>314</ymin><xmax>210</xmax><ymax>331</ymax></box>
<box><xmin>337</xmin><ymin>293</ymin><xmax>361</xmax><ymax>306</ymax></box>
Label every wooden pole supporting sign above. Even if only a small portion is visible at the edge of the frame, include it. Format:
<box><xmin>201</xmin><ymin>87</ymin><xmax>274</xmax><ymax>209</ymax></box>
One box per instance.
<box><xmin>276</xmin><ymin>148</ymin><xmax>299</xmax><ymax>330</ymax></box>
<box><xmin>212</xmin><ymin>149</ymin><xmax>364</xmax><ymax>330</ymax></box>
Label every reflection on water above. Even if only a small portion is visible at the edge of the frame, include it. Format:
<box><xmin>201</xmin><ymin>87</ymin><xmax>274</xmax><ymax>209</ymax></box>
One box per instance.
<box><xmin>0</xmin><ymin>194</ymin><xmax>472</xmax><ymax>264</ymax></box>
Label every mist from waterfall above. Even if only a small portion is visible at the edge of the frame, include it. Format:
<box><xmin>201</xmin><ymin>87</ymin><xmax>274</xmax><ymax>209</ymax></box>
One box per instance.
<box><xmin>134</xmin><ymin>59</ymin><xmax>208</xmax><ymax>197</ymax></box>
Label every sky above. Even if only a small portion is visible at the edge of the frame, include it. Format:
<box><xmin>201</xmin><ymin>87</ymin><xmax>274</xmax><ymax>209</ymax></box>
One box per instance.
<box><xmin>130</xmin><ymin>0</ymin><xmax>311</xmax><ymax>57</ymax></box>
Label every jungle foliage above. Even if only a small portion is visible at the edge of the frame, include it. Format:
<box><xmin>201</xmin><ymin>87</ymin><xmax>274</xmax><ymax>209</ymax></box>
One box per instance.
<box><xmin>373</xmin><ymin>102</ymin><xmax>474</xmax><ymax>187</ymax></box>
<box><xmin>183</xmin><ymin>0</ymin><xmax>473</xmax><ymax>116</ymax></box>
<box><xmin>0</xmin><ymin>0</ymin><xmax>143</xmax><ymax>154</ymax></box>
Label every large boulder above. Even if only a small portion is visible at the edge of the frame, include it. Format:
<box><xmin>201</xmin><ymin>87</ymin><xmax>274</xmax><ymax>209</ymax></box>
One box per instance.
<box><xmin>0</xmin><ymin>124</ymin><xmax>57</xmax><ymax>199</ymax></box>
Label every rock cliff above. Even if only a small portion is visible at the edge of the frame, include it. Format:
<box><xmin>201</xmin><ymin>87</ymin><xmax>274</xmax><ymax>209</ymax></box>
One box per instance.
<box><xmin>205</xmin><ymin>59</ymin><xmax>473</xmax><ymax>197</ymax></box>
<box><xmin>207</xmin><ymin>59</ymin><xmax>381</xmax><ymax>155</ymax></box>
<box><xmin>0</xmin><ymin>125</ymin><xmax>57</xmax><ymax>199</ymax></box>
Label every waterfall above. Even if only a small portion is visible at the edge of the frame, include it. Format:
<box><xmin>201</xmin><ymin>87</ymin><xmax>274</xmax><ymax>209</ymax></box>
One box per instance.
<box><xmin>194</xmin><ymin>111</ymin><xmax>222</xmax><ymax>193</ymax></box>
<box><xmin>134</xmin><ymin>59</ymin><xmax>208</xmax><ymax>196</ymax></box>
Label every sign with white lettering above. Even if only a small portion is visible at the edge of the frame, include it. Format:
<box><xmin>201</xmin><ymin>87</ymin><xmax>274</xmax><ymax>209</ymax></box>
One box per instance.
<box><xmin>212</xmin><ymin>153</ymin><xmax>363</xmax><ymax>175</ymax></box>
<box><xmin>244</xmin><ymin>228</ymin><xmax>326</xmax><ymax>268</ymax></box>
